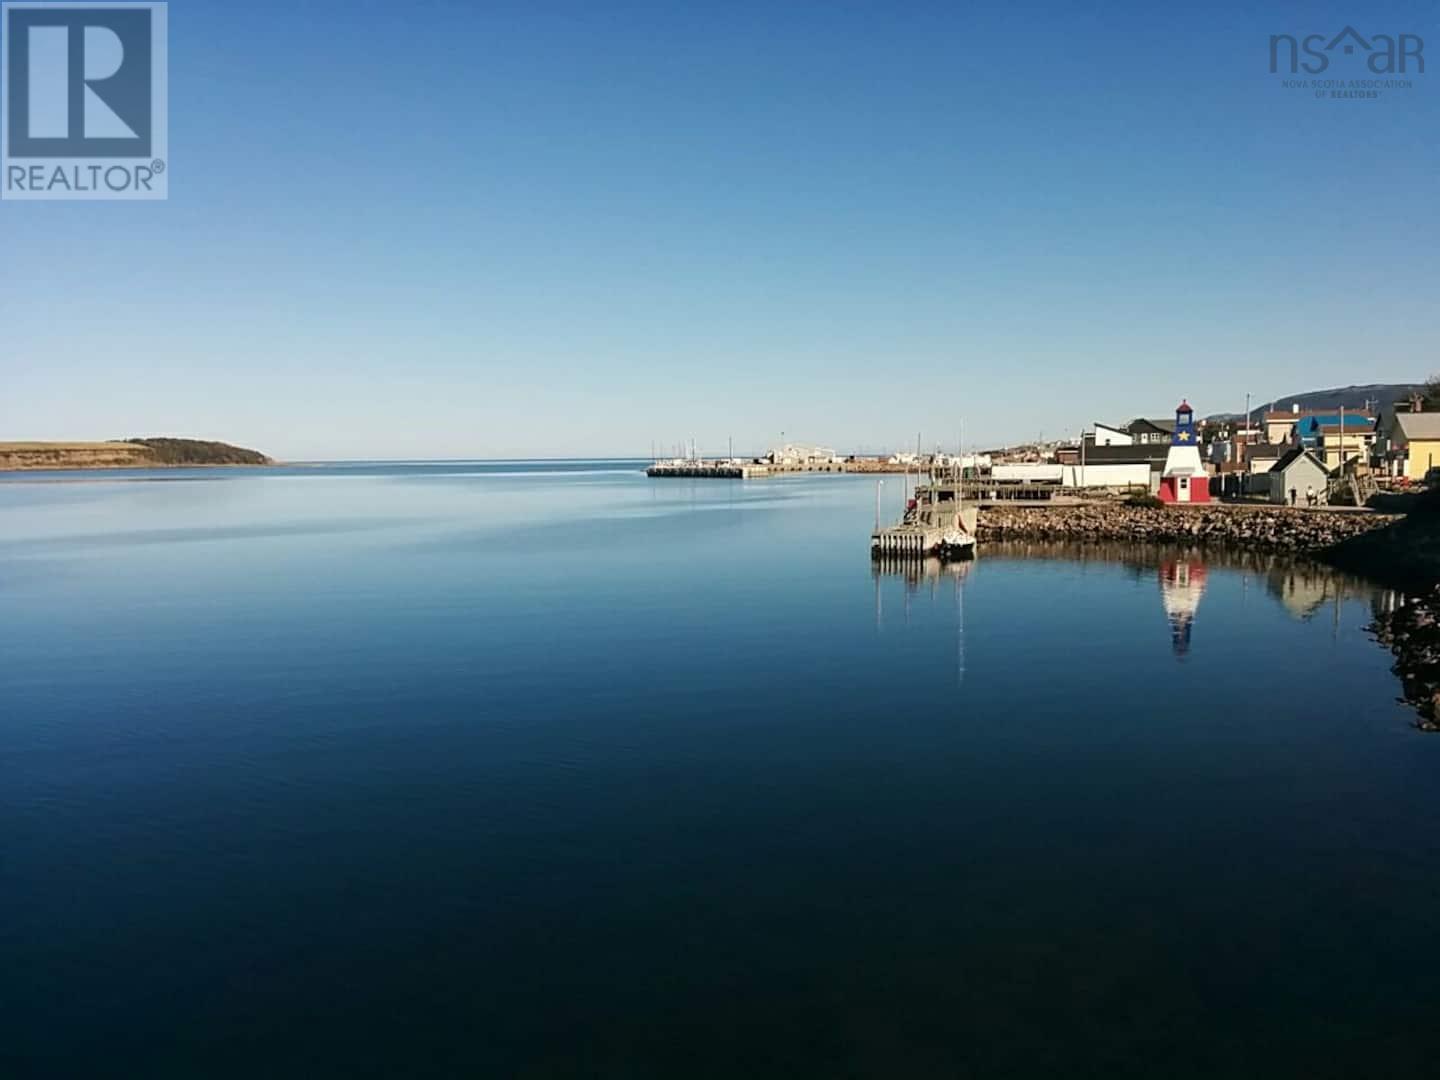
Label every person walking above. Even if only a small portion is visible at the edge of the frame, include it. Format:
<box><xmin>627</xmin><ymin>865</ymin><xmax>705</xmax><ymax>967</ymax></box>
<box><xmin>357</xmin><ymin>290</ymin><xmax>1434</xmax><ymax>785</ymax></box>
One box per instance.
<box><xmin>1306</xmin><ymin>483</ymin><xmax>1316</xmax><ymax>508</ymax></box>
<box><xmin>1289</xmin><ymin>487</ymin><xmax>1297</xmax><ymax>507</ymax></box>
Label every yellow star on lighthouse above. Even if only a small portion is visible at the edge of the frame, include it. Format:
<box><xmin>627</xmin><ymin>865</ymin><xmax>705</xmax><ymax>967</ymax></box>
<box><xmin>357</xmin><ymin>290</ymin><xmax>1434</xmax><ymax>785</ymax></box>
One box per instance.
<box><xmin>1177</xmin><ymin>431</ymin><xmax>1192</xmax><ymax>442</ymax></box>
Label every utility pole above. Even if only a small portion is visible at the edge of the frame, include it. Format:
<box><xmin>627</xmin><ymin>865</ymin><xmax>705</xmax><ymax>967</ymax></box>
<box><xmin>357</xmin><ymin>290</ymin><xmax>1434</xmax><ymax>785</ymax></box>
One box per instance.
<box><xmin>1338</xmin><ymin>404</ymin><xmax>1345</xmax><ymax>474</ymax></box>
<box><xmin>1243</xmin><ymin>391</ymin><xmax>1251</xmax><ymax>464</ymax></box>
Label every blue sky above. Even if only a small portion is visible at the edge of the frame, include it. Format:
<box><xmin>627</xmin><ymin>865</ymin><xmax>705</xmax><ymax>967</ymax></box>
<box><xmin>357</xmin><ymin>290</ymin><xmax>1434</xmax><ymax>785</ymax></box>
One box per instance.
<box><xmin>2</xmin><ymin>0</ymin><xmax>1437</xmax><ymax>459</ymax></box>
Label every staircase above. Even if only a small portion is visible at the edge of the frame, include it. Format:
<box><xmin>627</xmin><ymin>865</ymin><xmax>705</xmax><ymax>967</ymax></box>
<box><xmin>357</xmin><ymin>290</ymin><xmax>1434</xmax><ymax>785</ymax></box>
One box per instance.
<box><xmin>1327</xmin><ymin>466</ymin><xmax>1378</xmax><ymax>506</ymax></box>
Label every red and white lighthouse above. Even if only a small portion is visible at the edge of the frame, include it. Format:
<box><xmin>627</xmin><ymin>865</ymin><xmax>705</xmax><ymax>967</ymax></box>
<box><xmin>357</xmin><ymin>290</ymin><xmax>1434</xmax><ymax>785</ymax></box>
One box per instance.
<box><xmin>1157</xmin><ymin>400</ymin><xmax>1211</xmax><ymax>504</ymax></box>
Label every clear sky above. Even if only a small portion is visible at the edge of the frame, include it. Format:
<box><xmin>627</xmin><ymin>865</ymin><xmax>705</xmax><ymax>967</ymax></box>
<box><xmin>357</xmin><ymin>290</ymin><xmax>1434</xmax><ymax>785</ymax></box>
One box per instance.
<box><xmin>2</xmin><ymin>0</ymin><xmax>1437</xmax><ymax>459</ymax></box>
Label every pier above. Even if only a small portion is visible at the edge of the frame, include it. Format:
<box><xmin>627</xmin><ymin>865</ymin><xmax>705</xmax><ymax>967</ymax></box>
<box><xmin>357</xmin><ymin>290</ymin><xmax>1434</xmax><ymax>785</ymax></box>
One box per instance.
<box><xmin>872</xmin><ymin>481</ymin><xmax>979</xmax><ymax>559</ymax></box>
<box><xmin>646</xmin><ymin>458</ymin><xmax>848</xmax><ymax>478</ymax></box>
<box><xmin>646</xmin><ymin>461</ymin><xmax>770</xmax><ymax>479</ymax></box>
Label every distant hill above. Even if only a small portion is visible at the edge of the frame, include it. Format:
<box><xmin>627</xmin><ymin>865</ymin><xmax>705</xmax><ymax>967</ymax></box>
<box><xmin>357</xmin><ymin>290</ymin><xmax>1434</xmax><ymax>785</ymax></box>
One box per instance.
<box><xmin>0</xmin><ymin>438</ymin><xmax>272</xmax><ymax>471</ymax></box>
<box><xmin>1206</xmin><ymin>383</ymin><xmax>1426</xmax><ymax>423</ymax></box>
<box><xmin>124</xmin><ymin>437</ymin><xmax>271</xmax><ymax>466</ymax></box>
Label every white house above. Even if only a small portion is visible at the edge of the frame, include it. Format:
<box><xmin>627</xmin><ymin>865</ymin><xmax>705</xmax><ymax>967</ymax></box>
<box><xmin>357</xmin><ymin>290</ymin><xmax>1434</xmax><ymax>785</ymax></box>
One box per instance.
<box><xmin>1092</xmin><ymin>422</ymin><xmax>1133</xmax><ymax>447</ymax></box>
<box><xmin>769</xmin><ymin>443</ymin><xmax>840</xmax><ymax>466</ymax></box>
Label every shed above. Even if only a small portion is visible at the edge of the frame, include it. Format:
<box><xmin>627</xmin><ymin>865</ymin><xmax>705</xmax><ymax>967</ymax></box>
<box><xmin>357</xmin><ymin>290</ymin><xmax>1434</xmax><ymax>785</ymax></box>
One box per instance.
<box><xmin>1268</xmin><ymin>447</ymin><xmax>1330</xmax><ymax>505</ymax></box>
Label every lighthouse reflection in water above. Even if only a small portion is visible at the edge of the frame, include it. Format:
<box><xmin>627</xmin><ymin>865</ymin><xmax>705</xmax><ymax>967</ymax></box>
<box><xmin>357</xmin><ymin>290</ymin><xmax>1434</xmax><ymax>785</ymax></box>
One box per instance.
<box><xmin>1159</xmin><ymin>559</ymin><xmax>1208</xmax><ymax>656</ymax></box>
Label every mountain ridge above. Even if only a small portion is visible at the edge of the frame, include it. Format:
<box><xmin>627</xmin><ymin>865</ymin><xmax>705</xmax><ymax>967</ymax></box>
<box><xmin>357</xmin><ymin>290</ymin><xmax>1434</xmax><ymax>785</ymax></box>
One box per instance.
<box><xmin>1205</xmin><ymin>383</ymin><xmax>1425</xmax><ymax>423</ymax></box>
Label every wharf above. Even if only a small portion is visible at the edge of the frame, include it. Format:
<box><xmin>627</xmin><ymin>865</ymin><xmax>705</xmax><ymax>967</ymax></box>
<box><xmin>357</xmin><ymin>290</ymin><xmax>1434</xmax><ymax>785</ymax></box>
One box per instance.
<box><xmin>646</xmin><ymin>461</ymin><xmax>767</xmax><ymax>478</ymax></box>
<box><xmin>872</xmin><ymin>482</ymin><xmax>979</xmax><ymax>558</ymax></box>
<box><xmin>646</xmin><ymin>460</ymin><xmax>849</xmax><ymax>478</ymax></box>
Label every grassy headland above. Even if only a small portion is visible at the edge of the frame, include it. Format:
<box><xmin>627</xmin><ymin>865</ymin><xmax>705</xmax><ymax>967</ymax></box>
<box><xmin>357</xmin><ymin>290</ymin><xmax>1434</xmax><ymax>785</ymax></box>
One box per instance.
<box><xmin>0</xmin><ymin>438</ymin><xmax>272</xmax><ymax>471</ymax></box>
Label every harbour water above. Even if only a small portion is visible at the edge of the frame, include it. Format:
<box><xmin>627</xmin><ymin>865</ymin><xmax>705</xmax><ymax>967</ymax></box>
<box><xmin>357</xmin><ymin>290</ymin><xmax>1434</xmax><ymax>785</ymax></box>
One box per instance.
<box><xmin>4</xmin><ymin>462</ymin><xmax>1440</xmax><ymax>1077</ymax></box>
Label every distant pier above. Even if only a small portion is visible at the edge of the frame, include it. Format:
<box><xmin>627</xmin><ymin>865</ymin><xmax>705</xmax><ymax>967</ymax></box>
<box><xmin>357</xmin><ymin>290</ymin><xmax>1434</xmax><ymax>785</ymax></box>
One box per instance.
<box><xmin>646</xmin><ymin>459</ymin><xmax>848</xmax><ymax>479</ymax></box>
<box><xmin>646</xmin><ymin>461</ymin><xmax>769</xmax><ymax>479</ymax></box>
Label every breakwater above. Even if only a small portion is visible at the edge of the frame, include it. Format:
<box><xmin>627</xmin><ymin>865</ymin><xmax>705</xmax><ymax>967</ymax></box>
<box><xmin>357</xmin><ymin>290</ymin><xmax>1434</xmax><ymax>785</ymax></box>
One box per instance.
<box><xmin>975</xmin><ymin>503</ymin><xmax>1398</xmax><ymax>553</ymax></box>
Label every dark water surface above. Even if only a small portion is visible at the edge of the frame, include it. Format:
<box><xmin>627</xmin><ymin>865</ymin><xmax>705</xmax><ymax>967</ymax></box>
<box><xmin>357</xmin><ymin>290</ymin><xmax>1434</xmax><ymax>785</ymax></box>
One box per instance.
<box><xmin>4</xmin><ymin>463</ymin><xmax>1439</xmax><ymax>1077</ymax></box>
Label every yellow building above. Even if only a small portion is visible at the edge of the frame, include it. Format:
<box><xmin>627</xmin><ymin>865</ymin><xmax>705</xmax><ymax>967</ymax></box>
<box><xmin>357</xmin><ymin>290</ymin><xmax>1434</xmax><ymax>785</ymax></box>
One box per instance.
<box><xmin>1381</xmin><ymin>412</ymin><xmax>1440</xmax><ymax>480</ymax></box>
<box><xmin>1315</xmin><ymin>424</ymin><xmax>1375</xmax><ymax>470</ymax></box>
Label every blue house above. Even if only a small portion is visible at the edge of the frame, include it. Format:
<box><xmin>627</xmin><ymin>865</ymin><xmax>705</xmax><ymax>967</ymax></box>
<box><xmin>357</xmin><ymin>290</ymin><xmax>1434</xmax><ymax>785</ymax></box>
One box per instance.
<box><xmin>1294</xmin><ymin>413</ymin><xmax>1373</xmax><ymax>449</ymax></box>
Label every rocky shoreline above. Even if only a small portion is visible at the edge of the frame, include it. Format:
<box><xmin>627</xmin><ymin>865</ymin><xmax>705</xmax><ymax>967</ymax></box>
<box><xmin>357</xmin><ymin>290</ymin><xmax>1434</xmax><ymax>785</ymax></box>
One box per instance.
<box><xmin>974</xmin><ymin>502</ymin><xmax>1398</xmax><ymax>553</ymax></box>
<box><xmin>1369</xmin><ymin>587</ymin><xmax>1440</xmax><ymax>731</ymax></box>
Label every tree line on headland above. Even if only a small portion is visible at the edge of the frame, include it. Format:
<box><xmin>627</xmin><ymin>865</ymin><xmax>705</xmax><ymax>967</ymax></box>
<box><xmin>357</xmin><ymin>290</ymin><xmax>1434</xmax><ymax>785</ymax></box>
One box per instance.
<box><xmin>0</xmin><ymin>437</ymin><xmax>272</xmax><ymax>470</ymax></box>
<box><xmin>122</xmin><ymin>438</ymin><xmax>271</xmax><ymax>466</ymax></box>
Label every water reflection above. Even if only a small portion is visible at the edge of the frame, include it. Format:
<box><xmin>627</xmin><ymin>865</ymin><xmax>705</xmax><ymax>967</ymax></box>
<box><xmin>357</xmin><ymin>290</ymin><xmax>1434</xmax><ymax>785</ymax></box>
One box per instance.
<box><xmin>870</xmin><ymin>553</ymin><xmax>976</xmax><ymax>592</ymax></box>
<box><xmin>871</xmin><ymin>555</ymin><xmax>975</xmax><ymax>686</ymax></box>
<box><xmin>1264</xmin><ymin>562</ymin><xmax>1403</xmax><ymax>622</ymax></box>
<box><xmin>867</xmin><ymin>542</ymin><xmax>1404</xmax><ymax>681</ymax></box>
<box><xmin>975</xmin><ymin>540</ymin><xmax>1402</xmax><ymax>660</ymax></box>
<box><xmin>1159</xmin><ymin>559</ymin><xmax>1207</xmax><ymax>656</ymax></box>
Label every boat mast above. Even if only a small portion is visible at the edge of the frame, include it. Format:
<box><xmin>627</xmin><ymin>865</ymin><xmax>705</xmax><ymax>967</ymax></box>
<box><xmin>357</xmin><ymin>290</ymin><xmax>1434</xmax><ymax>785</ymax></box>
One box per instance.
<box><xmin>956</xmin><ymin>420</ymin><xmax>963</xmax><ymax>526</ymax></box>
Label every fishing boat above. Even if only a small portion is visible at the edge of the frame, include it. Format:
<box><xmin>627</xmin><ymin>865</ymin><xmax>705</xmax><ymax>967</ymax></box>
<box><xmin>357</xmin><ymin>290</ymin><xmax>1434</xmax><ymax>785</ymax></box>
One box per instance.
<box><xmin>938</xmin><ymin>527</ymin><xmax>977</xmax><ymax>559</ymax></box>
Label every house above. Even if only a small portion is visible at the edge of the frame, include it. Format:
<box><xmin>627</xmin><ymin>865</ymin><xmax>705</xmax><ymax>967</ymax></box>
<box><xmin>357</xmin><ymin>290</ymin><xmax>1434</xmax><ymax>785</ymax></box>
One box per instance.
<box><xmin>1245</xmin><ymin>444</ymin><xmax>1287</xmax><ymax>474</ymax></box>
<box><xmin>1310</xmin><ymin>420</ymin><xmax>1377</xmax><ymax>470</ymax></box>
<box><xmin>1268</xmin><ymin>447</ymin><xmax>1330</xmax><ymax>505</ymax></box>
<box><xmin>1264</xmin><ymin>406</ymin><xmax>1305</xmax><ymax>444</ymax></box>
<box><xmin>1263</xmin><ymin>407</ymin><xmax>1375</xmax><ymax>459</ymax></box>
<box><xmin>1379</xmin><ymin>412</ymin><xmax>1440</xmax><ymax>480</ymax></box>
<box><xmin>1292</xmin><ymin>413</ymin><xmax>1374</xmax><ymax>464</ymax></box>
<box><xmin>1091</xmin><ymin>422</ymin><xmax>1133</xmax><ymax>447</ymax></box>
<box><xmin>1126</xmin><ymin>417</ymin><xmax>1175</xmax><ymax>445</ymax></box>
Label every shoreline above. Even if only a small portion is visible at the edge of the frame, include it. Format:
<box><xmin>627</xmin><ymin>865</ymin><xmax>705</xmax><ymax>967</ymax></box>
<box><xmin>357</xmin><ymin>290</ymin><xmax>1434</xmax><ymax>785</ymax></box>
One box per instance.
<box><xmin>0</xmin><ymin>439</ymin><xmax>272</xmax><ymax>472</ymax></box>
<box><xmin>974</xmin><ymin>502</ymin><xmax>1399</xmax><ymax>554</ymax></box>
<box><xmin>0</xmin><ymin>461</ymin><xmax>275</xmax><ymax>471</ymax></box>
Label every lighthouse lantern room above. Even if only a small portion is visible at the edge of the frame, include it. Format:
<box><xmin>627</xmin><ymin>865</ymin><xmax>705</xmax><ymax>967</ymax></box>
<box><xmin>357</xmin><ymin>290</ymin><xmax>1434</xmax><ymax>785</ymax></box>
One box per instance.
<box><xmin>1157</xmin><ymin>400</ymin><xmax>1211</xmax><ymax>504</ymax></box>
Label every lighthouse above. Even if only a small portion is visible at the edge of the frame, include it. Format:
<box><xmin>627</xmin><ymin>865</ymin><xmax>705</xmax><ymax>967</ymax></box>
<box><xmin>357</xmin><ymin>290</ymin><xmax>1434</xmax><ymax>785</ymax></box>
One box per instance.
<box><xmin>1157</xmin><ymin>400</ymin><xmax>1211</xmax><ymax>504</ymax></box>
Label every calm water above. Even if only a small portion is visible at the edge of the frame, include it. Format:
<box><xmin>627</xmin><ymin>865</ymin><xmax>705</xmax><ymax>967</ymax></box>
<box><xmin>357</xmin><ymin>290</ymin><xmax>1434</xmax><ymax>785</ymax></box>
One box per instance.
<box><xmin>4</xmin><ymin>463</ymin><xmax>1439</xmax><ymax>1077</ymax></box>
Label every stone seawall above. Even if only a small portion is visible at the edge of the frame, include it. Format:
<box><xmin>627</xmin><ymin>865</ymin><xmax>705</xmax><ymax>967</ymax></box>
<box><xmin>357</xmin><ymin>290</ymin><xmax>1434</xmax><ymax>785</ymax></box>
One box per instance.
<box><xmin>975</xmin><ymin>503</ymin><xmax>1398</xmax><ymax>553</ymax></box>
